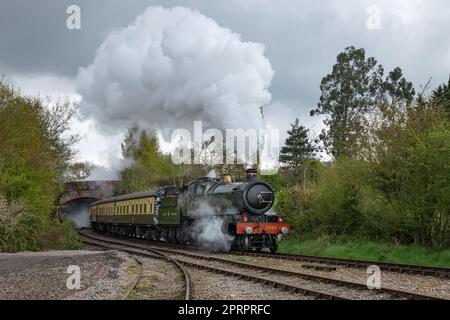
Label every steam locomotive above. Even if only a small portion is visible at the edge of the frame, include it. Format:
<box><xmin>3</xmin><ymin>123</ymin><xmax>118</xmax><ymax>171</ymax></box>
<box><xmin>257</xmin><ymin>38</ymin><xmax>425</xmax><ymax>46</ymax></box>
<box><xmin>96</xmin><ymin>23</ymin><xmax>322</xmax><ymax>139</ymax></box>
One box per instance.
<box><xmin>89</xmin><ymin>169</ymin><xmax>290</xmax><ymax>252</ymax></box>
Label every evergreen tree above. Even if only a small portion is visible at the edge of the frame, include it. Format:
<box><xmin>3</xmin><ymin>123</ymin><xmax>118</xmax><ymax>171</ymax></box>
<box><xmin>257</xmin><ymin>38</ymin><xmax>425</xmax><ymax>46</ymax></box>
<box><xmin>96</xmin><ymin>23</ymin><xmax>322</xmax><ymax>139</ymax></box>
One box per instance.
<box><xmin>431</xmin><ymin>76</ymin><xmax>450</xmax><ymax>118</ymax></box>
<box><xmin>280</xmin><ymin>118</ymin><xmax>316</xmax><ymax>182</ymax></box>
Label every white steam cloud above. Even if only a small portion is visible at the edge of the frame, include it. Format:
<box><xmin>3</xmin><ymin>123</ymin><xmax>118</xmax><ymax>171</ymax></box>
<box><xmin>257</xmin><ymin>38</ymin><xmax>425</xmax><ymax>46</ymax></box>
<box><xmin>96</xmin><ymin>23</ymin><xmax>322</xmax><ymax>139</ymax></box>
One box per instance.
<box><xmin>190</xmin><ymin>200</ymin><xmax>234</xmax><ymax>252</ymax></box>
<box><xmin>76</xmin><ymin>6</ymin><xmax>274</xmax><ymax>135</ymax></box>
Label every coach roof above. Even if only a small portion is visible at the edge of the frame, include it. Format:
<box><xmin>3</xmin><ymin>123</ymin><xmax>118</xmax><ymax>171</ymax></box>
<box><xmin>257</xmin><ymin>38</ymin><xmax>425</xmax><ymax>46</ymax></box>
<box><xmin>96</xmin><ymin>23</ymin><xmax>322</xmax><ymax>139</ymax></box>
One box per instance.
<box><xmin>91</xmin><ymin>190</ymin><xmax>156</xmax><ymax>206</ymax></box>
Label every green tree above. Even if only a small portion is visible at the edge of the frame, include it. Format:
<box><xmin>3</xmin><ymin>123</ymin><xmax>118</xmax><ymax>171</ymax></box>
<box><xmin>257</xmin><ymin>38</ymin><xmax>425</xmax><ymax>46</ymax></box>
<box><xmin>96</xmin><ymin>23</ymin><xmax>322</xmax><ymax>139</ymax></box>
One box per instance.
<box><xmin>310</xmin><ymin>46</ymin><xmax>384</xmax><ymax>159</ymax></box>
<box><xmin>280</xmin><ymin>118</ymin><xmax>316</xmax><ymax>183</ymax></box>
<box><xmin>380</xmin><ymin>67</ymin><xmax>415</xmax><ymax>107</ymax></box>
<box><xmin>397</xmin><ymin>127</ymin><xmax>450</xmax><ymax>247</ymax></box>
<box><xmin>431</xmin><ymin>76</ymin><xmax>450</xmax><ymax>118</ymax></box>
<box><xmin>66</xmin><ymin>162</ymin><xmax>92</xmax><ymax>181</ymax></box>
<box><xmin>369</xmin><ymin>99</ymin><xmax>449</xmax><ymax>247</ymax></box>
<box><xmin>118</xmin><ymin>128</ymin><xmax>177</xmax><ymax>193</ymax></box>
<box><xmin>0</xmin><ymin>81</ymin><xmax>80</xmax><ymax>251</ymax></box>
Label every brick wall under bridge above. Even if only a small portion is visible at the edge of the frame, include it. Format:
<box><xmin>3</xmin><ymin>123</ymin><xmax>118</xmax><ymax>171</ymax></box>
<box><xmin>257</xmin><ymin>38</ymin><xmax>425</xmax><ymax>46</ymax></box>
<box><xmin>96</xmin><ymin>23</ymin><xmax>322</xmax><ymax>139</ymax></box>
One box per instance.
<box><xmin>59</xmin><ymin>181</ymin><xmax>118</xmax><ymax>228</ymax></box>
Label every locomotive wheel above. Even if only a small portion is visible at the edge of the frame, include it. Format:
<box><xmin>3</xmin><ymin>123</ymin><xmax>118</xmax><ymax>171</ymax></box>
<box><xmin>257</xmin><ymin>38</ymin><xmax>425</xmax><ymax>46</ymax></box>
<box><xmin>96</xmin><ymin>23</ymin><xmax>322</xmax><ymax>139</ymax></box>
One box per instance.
<box><xmin>171</xmin><ymin>230</ymin><xmax>177</xmax><ymax>245</ymax></box>
<box><xmin>270</xmin><ymin>242</ymin><xmax>278</xmax><ymax>254</ymax></box>
<box><xmin>168</xmin><ymin>229</ymin><xmax>177</xmax><ymax>244</ymax></box>
<box><xmin>174</xmin><ymin>228</ymin><xmax>181</xmax><ymax>245</ymax></box>
<box><xmin>238</xmin><ymin>236</ymin><xmax>249</xmax><ymax>252</ymax></box>
<box><xmin>162</xmin><ymin>229</ymin><xmax>169</xmax><ymax>242</ymax></box>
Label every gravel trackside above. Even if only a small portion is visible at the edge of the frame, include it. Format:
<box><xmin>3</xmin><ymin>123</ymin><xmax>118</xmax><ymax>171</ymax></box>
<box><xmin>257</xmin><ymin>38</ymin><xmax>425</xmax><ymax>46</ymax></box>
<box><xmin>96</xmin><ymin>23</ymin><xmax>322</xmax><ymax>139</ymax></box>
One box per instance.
<box><xmin>0</xmin><ymin>250</ymin><xmax>134</xmax><ymax>300</ymax></box>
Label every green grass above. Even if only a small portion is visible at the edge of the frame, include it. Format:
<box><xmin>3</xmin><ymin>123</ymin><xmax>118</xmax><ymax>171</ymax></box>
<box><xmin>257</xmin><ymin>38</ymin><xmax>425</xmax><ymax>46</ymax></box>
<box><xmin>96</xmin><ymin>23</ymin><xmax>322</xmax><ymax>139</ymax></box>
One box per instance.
<box><xmin>279</xmin><ymin>237</ymin><xmax>450</xmax><ymax>268</ymax></box>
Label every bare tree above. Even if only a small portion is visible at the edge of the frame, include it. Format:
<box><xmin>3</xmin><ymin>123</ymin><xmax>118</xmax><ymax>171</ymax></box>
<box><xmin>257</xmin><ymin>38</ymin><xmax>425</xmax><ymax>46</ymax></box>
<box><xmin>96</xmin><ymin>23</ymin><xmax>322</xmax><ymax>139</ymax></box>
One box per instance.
<box><xmin>0</xmin><ymin>197</ymin><xmax>24</xmax><ymax>238</ymax></box>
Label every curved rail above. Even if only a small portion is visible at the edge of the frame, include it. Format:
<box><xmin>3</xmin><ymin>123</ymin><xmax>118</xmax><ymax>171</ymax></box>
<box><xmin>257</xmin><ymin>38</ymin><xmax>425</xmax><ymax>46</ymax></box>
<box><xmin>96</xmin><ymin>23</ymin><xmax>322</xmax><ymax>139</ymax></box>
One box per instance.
<box><xmin>148</xmin><ymin>246</ymin><xmax>447</xmax><ymax>300</ymax></box>
<box><xmin>80</xmin><ymin>230</ymin><xmax>447</xmax><ymax>300</ymax></box>
<box><xmin>122</xmin><ymin>256</ymin><xmax>142</xmax><ymax>300</ymax></box>
<box><xmin>79</xmin><ymin>232</ymin><xmax>191</xmax><ymax>300</ymax></box>
<box><xmin>80</xmin><ymin>227</ymin><xmax>450</xmax><ymax>279</ymax></box>
<box><xmin>78</xmin><ymin>231</ymin><xmax>343</xmax><ymax>300</ymax></box>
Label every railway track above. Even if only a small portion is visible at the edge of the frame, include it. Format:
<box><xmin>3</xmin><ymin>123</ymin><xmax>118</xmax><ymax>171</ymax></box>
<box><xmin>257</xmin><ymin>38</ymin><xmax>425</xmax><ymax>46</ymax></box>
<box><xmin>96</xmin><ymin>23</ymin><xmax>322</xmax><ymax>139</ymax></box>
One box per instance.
<box><xmin>234</xmin><ymin>251</ymin><xmax>450</xmax><ymax>279</ymax></box>
<box><xmin>79</xmin><ymin>233</ymin><xmax>191</xmax><ymax>300</ymax></box>
<box><xmin>146</xmin><ymin>247</ymin><xmax>446</xmax><ymax>300</ymax></box>
<box><xmin>82</xmin><ymin>228</ymin><xmax>450</xmax><ymax>279</ymax></box>
<box><xmin>79</xmin><ymin>231</ymin><xmax>345</xmax><ymax>300</ymax></box>
<box><xmin>78</xmin><ymin>230</ymin><xmax>447</xmax><ymax>300</ymax></box>
<box><xmin>122</xmin><ymin>256</ymin><xmax>142</xmax><ymax>300</ymax></box>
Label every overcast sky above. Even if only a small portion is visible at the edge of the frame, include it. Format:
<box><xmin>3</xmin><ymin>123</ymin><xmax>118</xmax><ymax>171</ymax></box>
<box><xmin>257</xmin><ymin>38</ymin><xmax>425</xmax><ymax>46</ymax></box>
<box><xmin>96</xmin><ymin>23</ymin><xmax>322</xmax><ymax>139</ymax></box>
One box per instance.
<box><xmin>1</xmin><ymin>0</ymin><xmax>449</xmax><ymax>177</ymax></box>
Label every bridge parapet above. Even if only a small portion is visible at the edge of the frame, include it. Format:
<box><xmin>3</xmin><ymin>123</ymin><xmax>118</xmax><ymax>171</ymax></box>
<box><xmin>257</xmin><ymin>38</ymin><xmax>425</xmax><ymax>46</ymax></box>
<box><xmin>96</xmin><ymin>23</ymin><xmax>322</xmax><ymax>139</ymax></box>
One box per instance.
<box><xmin>59</xmin><ymin>181</ymin><xmax>118</xmax><ymax>205</ymax></box>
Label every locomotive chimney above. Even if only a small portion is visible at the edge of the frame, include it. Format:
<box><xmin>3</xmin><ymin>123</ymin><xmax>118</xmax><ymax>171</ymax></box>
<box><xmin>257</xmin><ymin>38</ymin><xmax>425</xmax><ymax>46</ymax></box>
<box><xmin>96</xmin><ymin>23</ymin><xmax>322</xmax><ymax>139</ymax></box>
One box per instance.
<box><xmin>223</xmin><ymin>174</ymin><xmax>232</xmax><ymax>184</ymax></box>
<box><xmin>245</xmin><ymin>168</ymin><xmax>258</xmax><ymax>182</ymax></box>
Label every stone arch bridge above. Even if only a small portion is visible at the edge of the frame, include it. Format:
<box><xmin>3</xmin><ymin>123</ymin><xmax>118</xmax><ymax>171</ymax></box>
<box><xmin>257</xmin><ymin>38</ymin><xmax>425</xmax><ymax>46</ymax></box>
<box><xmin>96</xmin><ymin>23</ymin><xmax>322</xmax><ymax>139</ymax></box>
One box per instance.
<box><xmin>59</xmin><ymin>181</ymin><xmax>118</xmax><ymax>205</ymax></box>
<box><xmin>59</xmin><ymin>181</ymin><xmax>118</xmax><ymax>228</ymax></box>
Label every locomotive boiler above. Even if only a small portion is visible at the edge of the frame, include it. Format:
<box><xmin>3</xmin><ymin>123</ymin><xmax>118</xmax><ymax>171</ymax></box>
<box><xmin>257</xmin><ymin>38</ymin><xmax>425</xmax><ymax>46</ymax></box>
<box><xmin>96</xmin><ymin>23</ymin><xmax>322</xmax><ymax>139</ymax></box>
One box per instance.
<box><xmin>90</xmin><ymin>169</ymin><xmax>290</xmax><ymax>252</ymax></box>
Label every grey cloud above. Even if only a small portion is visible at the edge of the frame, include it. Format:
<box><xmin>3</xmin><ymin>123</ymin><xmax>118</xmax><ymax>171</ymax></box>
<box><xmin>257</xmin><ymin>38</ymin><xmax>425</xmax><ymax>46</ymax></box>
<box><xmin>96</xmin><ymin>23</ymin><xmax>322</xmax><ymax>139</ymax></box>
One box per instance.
<box><xmin>1</xmin><ymin>0</ymin><xmax>449</xmax><ymax>134</ymax></box>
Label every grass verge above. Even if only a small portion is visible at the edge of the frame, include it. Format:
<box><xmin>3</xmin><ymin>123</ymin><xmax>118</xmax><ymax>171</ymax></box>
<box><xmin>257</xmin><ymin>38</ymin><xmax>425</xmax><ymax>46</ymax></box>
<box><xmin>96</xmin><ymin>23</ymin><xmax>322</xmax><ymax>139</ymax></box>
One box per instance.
<box><xmin>278</xmin><ymin>237</ymin><xmax>450</xmax><ymax>268</ymax></box>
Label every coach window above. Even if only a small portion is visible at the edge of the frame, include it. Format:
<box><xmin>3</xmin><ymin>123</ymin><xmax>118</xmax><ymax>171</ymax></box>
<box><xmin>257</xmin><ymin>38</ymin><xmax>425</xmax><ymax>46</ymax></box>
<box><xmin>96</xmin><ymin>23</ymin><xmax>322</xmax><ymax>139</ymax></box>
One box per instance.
<box><xmin>144</xmin><ymin>203</ymin><xmax>147</xmax><ymax>213</ymax></box>
<box><xmin>139</xmin><ymin>204</ymin><xmax>142</xmax><ymax>214</ymax></box>
<box><xmin>131</xmin><ymin>204</ymin><xmax>134</xmax><ymax>213</ymax></box>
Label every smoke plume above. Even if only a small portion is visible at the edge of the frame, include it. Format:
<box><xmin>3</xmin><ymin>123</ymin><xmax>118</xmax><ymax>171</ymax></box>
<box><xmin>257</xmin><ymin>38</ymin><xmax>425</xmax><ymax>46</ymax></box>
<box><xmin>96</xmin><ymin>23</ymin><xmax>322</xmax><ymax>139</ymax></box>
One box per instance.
<box><xmin>76</xmin><ymin>6</ymin><xmax>274</xmax><ymax>135</ymax></box>
<box><xmin>61</xmin><ymin>198</ymin><xmax>96</xmax><ymax>228</ymax></box>
<box><xmin>190</xmin><ymin>200</ymin><xmax>234</xmax><ymax>252</ymax></box>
